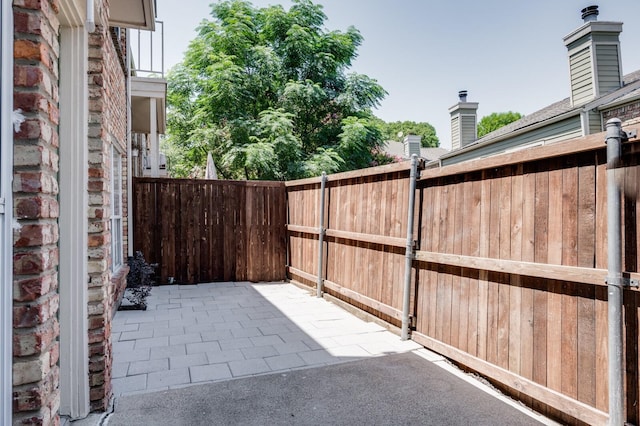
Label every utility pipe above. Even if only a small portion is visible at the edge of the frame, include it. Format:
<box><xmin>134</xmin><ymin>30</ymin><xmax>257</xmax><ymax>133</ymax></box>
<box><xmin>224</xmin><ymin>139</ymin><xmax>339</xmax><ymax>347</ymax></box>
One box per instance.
<box><xmin>401</xmin><ymin>154</ymin><xmax>418</xmax><ymax>340</ymax></box>
<box><xmin>605</xmin><ymin>118</ymin><xmax>624</xmax><ymax>426</ymax></box>
<box><xmin>126</xmin><ymin>29</ymin><xmax>134</xmax><ymax>257</ymax></box>
<box><xmin>86</xmin><ymin>0</ymin><xmax>95</xmax><ymax>32</ymax></box>
<box><xmin>316</xmin><ymin>172</ymin><xmax>327</xmax><ymax>298</ymax></box>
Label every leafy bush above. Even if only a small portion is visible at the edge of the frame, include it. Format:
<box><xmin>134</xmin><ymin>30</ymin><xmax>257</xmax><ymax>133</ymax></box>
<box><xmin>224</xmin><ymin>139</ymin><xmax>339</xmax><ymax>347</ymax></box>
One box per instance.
<box><xmin>124</xmin><ymin>251</ymin><xmax>156</xmax><ymax>310</ymax></box>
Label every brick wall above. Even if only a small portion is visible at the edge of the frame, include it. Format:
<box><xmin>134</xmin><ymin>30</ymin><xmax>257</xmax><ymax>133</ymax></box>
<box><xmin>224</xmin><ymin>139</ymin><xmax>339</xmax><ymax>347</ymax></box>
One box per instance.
<box><xmin>12</xmin><ymin>0</ymin><xmax>62</xmax><ymax>424</ymax></box>
<box><xmin>602</xmin><ymin>99</ymin><xmax>640</xmax><ymax>125</ymax></box>
<box><xmin>86</xmin><ymin>12</ymin><xmax>129</xmax><ymax>411</ymax></box>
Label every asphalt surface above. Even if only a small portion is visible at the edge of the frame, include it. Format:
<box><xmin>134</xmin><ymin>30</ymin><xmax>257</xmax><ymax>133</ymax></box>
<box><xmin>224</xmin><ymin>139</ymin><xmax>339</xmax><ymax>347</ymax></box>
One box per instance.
<box><xmin>106</xmin><ymin>351</ymin><xmax>545</xmax><ymax>426</ymax></box>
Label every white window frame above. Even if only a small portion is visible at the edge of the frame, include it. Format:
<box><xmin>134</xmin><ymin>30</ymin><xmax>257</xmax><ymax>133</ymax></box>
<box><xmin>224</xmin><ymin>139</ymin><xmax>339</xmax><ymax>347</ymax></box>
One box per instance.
<box><xmin>1</xmin><ymin>2</ymin><xmax>14</xmax><ymax>424</ymax></box>
<box><xmin>111</xmin><ymin>145</ymin><xmax>124</xmax><ymax>271</ymax></box>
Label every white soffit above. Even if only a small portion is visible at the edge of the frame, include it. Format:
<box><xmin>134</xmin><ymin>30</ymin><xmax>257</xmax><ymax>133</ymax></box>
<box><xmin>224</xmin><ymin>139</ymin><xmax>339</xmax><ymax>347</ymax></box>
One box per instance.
<box><xmin>131</xmin><ymin>77</ymin><xmax>166</xmax><ymax>134</ymax></box>
<box><xmin>108</xmin><ymin>0</ymin><xmax>155</xmax><ymax>30</ymax></box>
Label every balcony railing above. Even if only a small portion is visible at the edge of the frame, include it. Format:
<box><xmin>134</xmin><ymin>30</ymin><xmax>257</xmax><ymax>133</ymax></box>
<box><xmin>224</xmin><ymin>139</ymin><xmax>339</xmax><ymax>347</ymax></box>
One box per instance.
<box><xmin>129</xmin><ymin>20</ymin><xmax>164</xmax><ymax>78</ymax></box>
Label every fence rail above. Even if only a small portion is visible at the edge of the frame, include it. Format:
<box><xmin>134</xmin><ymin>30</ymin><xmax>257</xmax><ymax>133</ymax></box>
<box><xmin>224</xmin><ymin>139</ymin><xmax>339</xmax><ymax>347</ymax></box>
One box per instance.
<box><xmin>285</xmin><ymin>130</ymin><xmax>640</xmax><ymax>425</ymax></box>
<box><xmin>132</xmin><ymin>178</ymin><xmax>286</xmax><ymax>284</ymax></box>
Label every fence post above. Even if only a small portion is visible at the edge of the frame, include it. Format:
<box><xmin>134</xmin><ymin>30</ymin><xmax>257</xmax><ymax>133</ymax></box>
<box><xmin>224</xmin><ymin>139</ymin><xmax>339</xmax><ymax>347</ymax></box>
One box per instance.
<box><xmin>605</xmin><ymin>118</ymin><xmax>624</xmax><ymax>426</ymax></box>
<box><xmin>401</xmin><ymin>155</ymin><xmax>418</xmax><ymax>340</ymax></box>
<box><xmin>317</xmin><ymin>172</ymin><xmax>327</xmax><ymax>298</ymax></box>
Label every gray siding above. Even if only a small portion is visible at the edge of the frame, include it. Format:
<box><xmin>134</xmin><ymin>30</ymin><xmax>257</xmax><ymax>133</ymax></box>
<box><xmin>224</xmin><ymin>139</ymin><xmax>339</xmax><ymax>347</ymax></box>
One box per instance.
<box><xmin>460</xmin><ymin>115</ymin><xmax>476</xmax><ymax>147</ymax></box>
<box><xmin>588</xmin><ymin>110</ymin><xmax>602</xmax><ymax>134</ymax></box>
<box><xmin>450</xmin><ymin>115</ymin><xmax>460</xmax><ymax>151</ymax></box>
<box><xmin>570</xmin><ymin>47</ymin><xmax>593</xmax><ymax>105</ymax></box>
<box><xmin>442</xmin><ymin>116</ymin><xmax>582</xmax><ymax>166</ymax></box>
<box><xmin>595</xmin><ymin>44</ymin><xmax>621</xmax><ymax>95</ymax></box>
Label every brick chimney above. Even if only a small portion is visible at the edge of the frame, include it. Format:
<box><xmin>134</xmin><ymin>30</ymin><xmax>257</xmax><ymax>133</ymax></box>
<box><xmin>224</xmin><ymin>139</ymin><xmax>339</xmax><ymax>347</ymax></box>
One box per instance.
<box><xmin>563</xmin><ymin>5</ymin><xmax>623</xmax><ymax>107</ymax></box>
<box><xmin>449</xmin><ymin>90</ymin><xmax>478</xmax><ymax>150</ymax></box>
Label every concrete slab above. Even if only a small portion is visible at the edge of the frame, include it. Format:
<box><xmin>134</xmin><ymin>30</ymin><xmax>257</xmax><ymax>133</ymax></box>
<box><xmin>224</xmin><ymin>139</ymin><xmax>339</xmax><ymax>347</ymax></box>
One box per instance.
<box><xmin>105</xmin><ymin>352</ymin><xmax>552</xmax><ymax>426</ymax></box>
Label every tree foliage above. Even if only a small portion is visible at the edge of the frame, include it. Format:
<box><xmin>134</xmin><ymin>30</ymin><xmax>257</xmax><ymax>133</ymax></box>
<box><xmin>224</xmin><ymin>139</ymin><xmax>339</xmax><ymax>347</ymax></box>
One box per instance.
<box><xmin>376</xmin><ymin>120</ymin><xmax>439</xmax><ymax>147</ymax></box>
<box><xmin>165</xmin><ymin>0</ymin><xmax>388</xmax><ymax>180</ymax></box>
<box><xmin>477</xmin><ymin>111</ymin><xmax>523</xmax><ymax>138</ymax></box>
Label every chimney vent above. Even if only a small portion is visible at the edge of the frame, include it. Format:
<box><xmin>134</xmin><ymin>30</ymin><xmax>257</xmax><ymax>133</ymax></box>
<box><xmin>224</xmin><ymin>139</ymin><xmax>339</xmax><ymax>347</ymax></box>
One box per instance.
<box><xmin>458</xmin><ymin>90</ymin><xmax>468</xmax><ymax>102</ymax></box>
<box><xmin>581</xmin><ymin>5</ymin><xmax>599</xmax><ymax>22</ymax></box>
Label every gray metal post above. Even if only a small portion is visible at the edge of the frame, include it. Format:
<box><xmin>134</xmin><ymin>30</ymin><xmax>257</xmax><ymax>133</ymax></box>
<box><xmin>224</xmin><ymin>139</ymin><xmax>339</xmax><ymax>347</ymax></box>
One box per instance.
<box><xmin>401</xmin><ymin>155</ymin><xmax>418</xmax><ymax>340</ymax></box>
<box><xmin>317</xmin><ymin>172</ymin><xmax>327</xmax><ymax>298</ymax></box>
<box><xmin>605</xmin><ymin>118</ymin><xmax>624</xmax><ymax>426</ymax></box>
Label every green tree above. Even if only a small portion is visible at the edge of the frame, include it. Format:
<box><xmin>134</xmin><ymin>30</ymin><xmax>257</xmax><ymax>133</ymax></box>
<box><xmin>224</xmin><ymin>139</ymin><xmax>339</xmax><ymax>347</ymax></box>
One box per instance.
<box><xmin>477</xmin><ymin>111</ymin><xmax>523</xmax><ymax>138</ymax></box>
<box><xmin>377</xmin><ymin>120</ymin><xmax>439</xmax><ymax>147</ymax></box>
<box><xmin>165</xmin><ymin>0</ymin><xmax>387</xmax><ymax>180</ymax></box>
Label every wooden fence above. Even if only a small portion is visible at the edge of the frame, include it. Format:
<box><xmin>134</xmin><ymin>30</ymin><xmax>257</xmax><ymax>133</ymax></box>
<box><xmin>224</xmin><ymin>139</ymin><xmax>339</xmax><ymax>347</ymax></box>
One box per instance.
<box><xmin>285</xmin><ymin>130</ymin><xmax>640</xmax><ymax>425</ymax></box>
<box><xmin>132</xmin><ymin>178</ymin><xmax>286</xmax><ymax>284</ymax></box>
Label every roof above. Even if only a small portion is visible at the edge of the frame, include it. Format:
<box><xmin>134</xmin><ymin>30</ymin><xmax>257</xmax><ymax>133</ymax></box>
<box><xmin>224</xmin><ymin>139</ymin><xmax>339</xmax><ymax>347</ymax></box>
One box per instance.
<box><xmin>467</xmin><ymin>70</ymin><xmax>640</xmax><ymax>148</ymax></box>
<box><xmin>382</xmin><ymin>140</ymin><xmax>448</xmax><ymax>162</ymax></box>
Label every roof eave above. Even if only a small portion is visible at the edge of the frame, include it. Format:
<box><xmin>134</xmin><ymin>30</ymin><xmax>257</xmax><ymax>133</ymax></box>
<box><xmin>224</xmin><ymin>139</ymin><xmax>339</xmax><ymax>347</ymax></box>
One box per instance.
<box><xmin>439</xmin><ymin>109</ymin><xmax>581</xmax><ymax>161</ymax></box>
<box><xmin>108</xmin><ymin>0</ymin><xmax>156</xmax><ymax>30</ymax></box>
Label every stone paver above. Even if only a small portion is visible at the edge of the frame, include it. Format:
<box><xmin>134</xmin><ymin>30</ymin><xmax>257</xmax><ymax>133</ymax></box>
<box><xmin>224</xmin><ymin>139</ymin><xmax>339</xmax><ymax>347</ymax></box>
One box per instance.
<box><xmin>112</xmin><ymin>281</ymin><xmax>421</xmax><ymax>397</ymax></box>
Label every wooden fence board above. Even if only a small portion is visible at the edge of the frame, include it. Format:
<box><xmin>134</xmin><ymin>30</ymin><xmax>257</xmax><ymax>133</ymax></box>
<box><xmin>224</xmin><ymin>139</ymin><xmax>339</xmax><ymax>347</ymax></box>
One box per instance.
<box><xmin>283</xmin><ymin>134</ymin><xmax>640</xmax><ymax>424</ymax></box>
<box><xmin>133</xmin><ymin>178</ymin><xmax>286</xmax><ymax>284</ymax></box>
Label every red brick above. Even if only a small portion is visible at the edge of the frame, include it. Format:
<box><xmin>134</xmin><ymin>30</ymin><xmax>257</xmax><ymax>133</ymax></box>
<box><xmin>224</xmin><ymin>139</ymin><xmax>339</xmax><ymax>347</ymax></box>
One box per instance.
<box><xmin>13</xmin><ymin>319</ymin><xmax>59</xmax><ymax>356</ymax></box>
<box><xmin>12</xmin><ymin>369</ymin><xmax>57</xmax><ymax>412</ymax></box>
<box><xmin>14</xmin><ymin>65</ymin><xmax>44</xmax><ymax>87</ymax></box>
<box><xmin>13</xmin><ymin>247</ymin><xmax>58</xmax><ymax>275</ymax></box>
<box><xmin>14</xmin><ymin>273</ymin><xmax>56</xmax><ymax>302</ymax></box>
<box><xmin>88</xmin><ymin>315</ymin><xmax>105</xmax><ymax>329</ymax></box>
<box><xmin>14</xmin><ymin>92</ymin><xmax>49</xmax><ymax>114</ymax></box>
<box><xmin>13</xmin><ymin>294</ymin><xmax>59</xmax><ymax>328</ymax></box>
<box><xmin>15</xmin><ymin>223</ymin><xmax>58</xmax><ymax>247</ymax></box>
<box><xmin>13</xmin><ymin>0</ymin><xmax>45</xmax><ymax>10</ymax></box>
<box><xmin>88</xmin><ymin>234</ymin><xmax>107</xmax><ymax>247</ymax></box>
<box><xmin>15</xmin><ymin>196</ymin><xmax>59</xmax><ymax>219</ymax></box>
<box><xmin>14</xmin><ymin>10</ymin><xmax>43</xmax><ymax>35</ymax></box>
<box><xmin>14</xmin><ymin>40</ymin><xmax>49</xmax><ymax>67</ymax></box>
<box><xmin>88</xmin><ymin>167</ymin><xmax>105</xmax><ymax>178</ymax></box>
<box><xmin>14</xmin><ymin>172</ymin><xmax>58</xmax><ymax>194</ymax></box>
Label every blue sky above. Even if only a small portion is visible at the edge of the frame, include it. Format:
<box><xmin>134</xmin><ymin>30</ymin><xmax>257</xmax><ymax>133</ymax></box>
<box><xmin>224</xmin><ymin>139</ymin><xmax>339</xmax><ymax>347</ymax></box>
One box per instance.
<box><xmin>155</xmin><ymin>0</ymin><xmax>640</xmax><ymax>149</ymax></box>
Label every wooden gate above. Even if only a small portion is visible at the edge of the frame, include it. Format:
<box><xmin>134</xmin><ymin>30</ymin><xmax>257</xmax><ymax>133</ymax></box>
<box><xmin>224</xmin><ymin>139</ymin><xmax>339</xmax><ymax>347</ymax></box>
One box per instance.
<box><xmin>132</xmin><ymin>178</ymin><xmax>286</xmax><ymax>284</ymax></box>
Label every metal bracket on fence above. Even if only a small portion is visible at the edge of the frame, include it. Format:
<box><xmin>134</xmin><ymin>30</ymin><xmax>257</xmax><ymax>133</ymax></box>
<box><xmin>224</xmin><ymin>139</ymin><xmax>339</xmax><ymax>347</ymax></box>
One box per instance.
<box><xmin>605</xmin><ymin>277</ymin><xmax>639</xmax><ymax>288</ymax></box>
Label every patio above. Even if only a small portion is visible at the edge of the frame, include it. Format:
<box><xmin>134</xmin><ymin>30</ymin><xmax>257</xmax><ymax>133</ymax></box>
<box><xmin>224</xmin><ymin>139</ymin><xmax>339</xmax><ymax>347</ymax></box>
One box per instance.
<box><xmin>103</xmin><ymin>281</ymin><xmax>554</xmax><ymax>425</ymax></box>
<box><xmin>111</xmin><ymin>281</ymin><xmax>422</xmax><ymax>396</ymax></box>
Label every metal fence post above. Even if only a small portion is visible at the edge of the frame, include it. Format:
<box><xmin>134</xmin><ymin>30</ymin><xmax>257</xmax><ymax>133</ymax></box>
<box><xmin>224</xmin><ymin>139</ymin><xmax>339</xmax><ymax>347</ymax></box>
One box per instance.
<box><xmin>401</xmin><ymin>155</ymin><xmax>418</xmax><ymax>340</ymax></box>
<box><xmin>605</xmin><ymin>118</ymin><xmax>624</xmax><ymax>426</ymax></box>
<box><xmin>317</xmin><ymin>172</ymin><xmax>327</xmax><ymax>298</ymax></box>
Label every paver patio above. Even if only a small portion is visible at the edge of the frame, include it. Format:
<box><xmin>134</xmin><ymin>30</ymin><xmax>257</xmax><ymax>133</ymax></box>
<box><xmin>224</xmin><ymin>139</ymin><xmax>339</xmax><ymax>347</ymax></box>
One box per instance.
<box><xmin>112</xmin><ymin>281</ymin><xmax>422</xmax><ymax>396</ymax></box>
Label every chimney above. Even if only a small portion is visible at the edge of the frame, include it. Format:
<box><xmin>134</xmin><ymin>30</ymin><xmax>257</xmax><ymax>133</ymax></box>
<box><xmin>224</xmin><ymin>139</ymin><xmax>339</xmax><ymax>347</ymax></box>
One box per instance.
<box><xmin>449</xmin><ymin>90</ymin><xmax>478</xmax><ymax>150</ymax></box>
<box><xmin>564</xmin><ymin>5</ymin><xmax>623</xmax><ymax>106</ymax></box>
<box><xmin>403</xmin><ymin>135</ymin><xmax>421</xmax><ymax>158</ymax></box>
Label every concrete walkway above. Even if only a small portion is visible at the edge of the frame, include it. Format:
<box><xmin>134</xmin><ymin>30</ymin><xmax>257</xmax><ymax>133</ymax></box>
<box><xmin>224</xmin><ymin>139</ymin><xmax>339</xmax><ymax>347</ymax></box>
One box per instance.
<box><xmin>111</xmin><ymin>281</ymin><xmax>422</xmax><ymax>397</ymax></box>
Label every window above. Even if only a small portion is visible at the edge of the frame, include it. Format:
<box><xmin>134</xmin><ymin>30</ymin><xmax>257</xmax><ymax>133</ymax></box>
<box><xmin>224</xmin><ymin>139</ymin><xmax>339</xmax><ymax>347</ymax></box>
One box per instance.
<box><xmin>111</xmin><ymin>146</ymin><xmax>123</xmax><ymax>271</ymax></box>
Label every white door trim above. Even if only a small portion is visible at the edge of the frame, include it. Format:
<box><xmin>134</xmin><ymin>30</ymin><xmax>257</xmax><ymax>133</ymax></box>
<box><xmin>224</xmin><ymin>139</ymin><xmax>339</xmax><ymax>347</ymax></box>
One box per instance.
<box><xmin>58</xmin><ymin>0</ymin><xmax>90</xmax><ymax>418</ymax></box>
<box><xmin>0</xmin><ymin>2</ymin><xmax>14</xmax><ymax>425</ymax></box>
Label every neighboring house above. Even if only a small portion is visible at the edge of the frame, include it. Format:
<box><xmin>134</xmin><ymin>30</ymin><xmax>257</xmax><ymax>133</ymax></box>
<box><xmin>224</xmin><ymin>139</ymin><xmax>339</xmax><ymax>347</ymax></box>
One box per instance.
<box><xmin>1</xmin><ymin>0</ymin><xmax>164</xmax><ymax>424</ymax></box>
<box><xmin>439</xmin><ymin>6</ymin><xmax>640</xmax><ymax>166</ymax></box>
<box><xmin>383</xmin><ymin>136</ymin><xmax>448</xmax><ymax>162</ymax></box>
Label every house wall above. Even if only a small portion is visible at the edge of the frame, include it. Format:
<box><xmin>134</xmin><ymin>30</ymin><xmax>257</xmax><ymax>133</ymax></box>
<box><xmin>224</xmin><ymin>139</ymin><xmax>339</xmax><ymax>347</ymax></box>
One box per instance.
<box><xmin>86</xmin><ymin>10</ymin><xmax>129</xmax><ymax>412</ymax></box>
<box><xmin>12</xmin><ymin>0</ymin><xmax>131</xmax><ymax>422</ymax></box>
<box><xmin>12</xmin><ymin>0</ymin><xmax>62</xmax><ymax>424</ymax></box>
<box><xmin>602</xmin><ymin>99</ymin><xmax>640</xmax><ymax>125</ymax></box>
<box><xmin>441</xmin><ymin>115</ymin><xmax>582</xmax><ymax>166</ymax></box>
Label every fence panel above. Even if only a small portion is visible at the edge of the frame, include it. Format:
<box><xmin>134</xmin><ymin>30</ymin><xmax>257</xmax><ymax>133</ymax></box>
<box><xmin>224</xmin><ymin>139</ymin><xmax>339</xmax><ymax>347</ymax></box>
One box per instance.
<box><xmin>285</xmin><ymin>131</ymin><xmax>640</xmax><ymax>425</ymax></box>
<box><xmin>133</xmin><ymin>178</ymin><xmax>286</xmax><ymax>284</ymax></box>
<box><xmin>286</xmin><ymin>163</ymin><xmax>413</xmax><ymax>323</ymax></box>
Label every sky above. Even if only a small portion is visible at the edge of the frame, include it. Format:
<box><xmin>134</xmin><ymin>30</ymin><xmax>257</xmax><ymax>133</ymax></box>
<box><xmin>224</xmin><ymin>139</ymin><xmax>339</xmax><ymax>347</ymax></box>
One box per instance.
<box><xmin>153</xmin><ymin>0</ymin><xmax>640</xmax><ymax>150</ymax></box>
